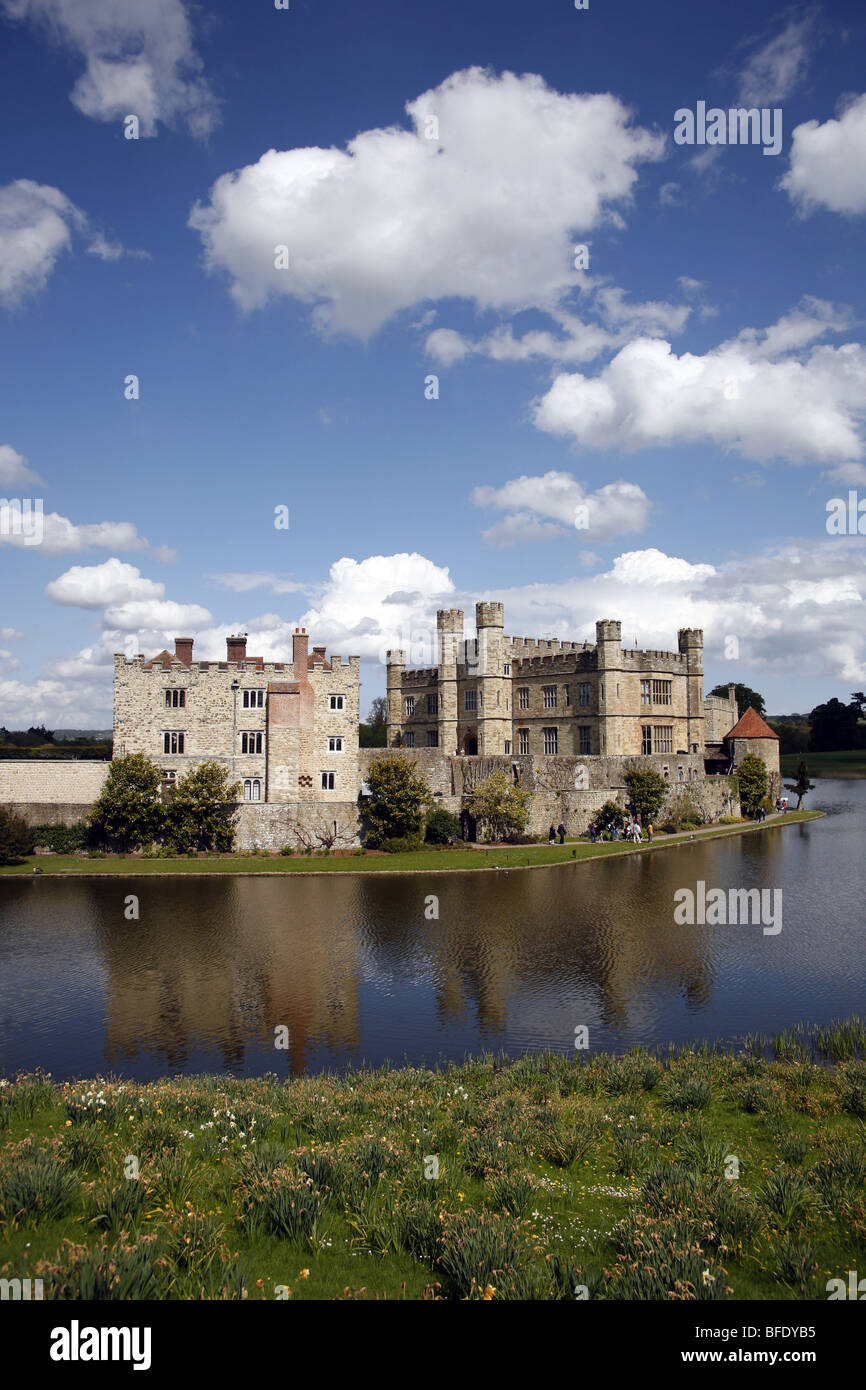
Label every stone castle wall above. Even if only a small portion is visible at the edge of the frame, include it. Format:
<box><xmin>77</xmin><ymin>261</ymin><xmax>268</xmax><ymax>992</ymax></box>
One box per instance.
<box><xmin>0</xmin><ymin>761</ymin><xmax>109</xmax><ymax>824</ymax></box>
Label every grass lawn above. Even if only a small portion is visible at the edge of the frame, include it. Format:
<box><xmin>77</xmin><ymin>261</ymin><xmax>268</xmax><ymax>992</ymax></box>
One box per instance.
<box><xmin>780</xmin><ymin>749</ymin><xmax>866</xmax><ymax>778</ymax></box>
<box><xmin>1</xmin><ymin>1019</ymin><xmax>865</xmax><ymax>1300</ymax></box>
<box><xmin>0</xmin><ymin>810</ymin><xmax>823</xmax><ymax>876</ymax></box>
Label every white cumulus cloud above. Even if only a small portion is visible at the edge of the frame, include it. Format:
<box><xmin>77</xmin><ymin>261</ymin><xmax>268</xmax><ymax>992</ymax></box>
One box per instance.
<box><xmin>532</xmin><ymin>302</ymin><xmax>866</xmax><ymax>463</ymax></box>
<box><xmin>781</xmin><ymin>93</ymin><xmax>866</xmax><ymax>216</ymax></box>
<box><xmin>46</xmin><ymin>558</ymin><xmax>165</xmax><ymax>608</ymax></box>
<box><xmin>472</xmin><ymin>471</ymin><xmax>651</xmax><ymax>545</ymax></box>
<box><xmin>189</xmin><ymin>67</ymin><xmax>664</xmax><ymax>338</ymax></box>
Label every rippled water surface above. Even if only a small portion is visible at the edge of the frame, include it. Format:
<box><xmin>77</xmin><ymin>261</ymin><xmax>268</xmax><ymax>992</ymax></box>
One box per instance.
<box><xmin>0</xmin><ymin>780</ymin><xmax>863</xmax><ymax>1079</ymax></box>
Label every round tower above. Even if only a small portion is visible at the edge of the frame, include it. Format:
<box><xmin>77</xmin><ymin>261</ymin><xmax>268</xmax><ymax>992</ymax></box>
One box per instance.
<box><xmin>475</xmin><ymin>601</ymin><xmax>508</xmax><ymax>756</ymax></box>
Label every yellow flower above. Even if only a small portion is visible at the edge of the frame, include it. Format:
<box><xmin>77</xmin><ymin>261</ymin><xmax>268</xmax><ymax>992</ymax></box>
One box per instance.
<box><xmin>482</xmin><ymin>1284</ymin><xmax>495</xmax><ymax>1300</ymax></box>
<box><xmin>299</xmin><ymin>1269</ymin><xmax>310</xmax><ymax>1279</ymax></box>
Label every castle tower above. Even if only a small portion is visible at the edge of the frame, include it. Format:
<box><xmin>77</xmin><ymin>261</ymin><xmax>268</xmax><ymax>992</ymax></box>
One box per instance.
<box><xmin>475</xmin><ymin>601</ymin><xmax>509</xmax><ymax>756</ymax></box>
<box><xmin>386</xmin><ymin>649</ymin><xmax>405</xmax><ymax>747</ymax></box>
<box><xmin>436</xmin><ymin>609</ymin><xmax>463</xmax><ymax>755</ymax></box>
<box><xmin>595</xmin><ymin>619</ymin><xmax>623</xmax><ymax>754</ymax></box>
<box><xmin>677</xmin><ymin>627</ymin><xmax>704</xmax><ymax>751</ymax></box>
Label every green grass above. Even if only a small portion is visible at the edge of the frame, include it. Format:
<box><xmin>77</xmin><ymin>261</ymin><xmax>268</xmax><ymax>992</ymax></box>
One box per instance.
<box><xmin>1</xmin><ymin>1023</ymin><xmax>865</xmax><ymax>1301</ymax></box>
<box><xmin>0</xmin><ymin>810</ymin><xmax>822</xmax><ymax>876</ymax></box>
<box><xmin>780</xmin><ymin>749</ymin><xmax>866</xmax><ymax>778</ymax></box>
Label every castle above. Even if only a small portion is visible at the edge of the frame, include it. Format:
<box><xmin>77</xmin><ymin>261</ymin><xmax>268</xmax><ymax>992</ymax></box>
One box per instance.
<box><xmin>389</xmin><ymin>607</ymin><xmax>710</xmax><ymax>760</ymax></box>
<box><xmin>0</xmin><ymin>607</ymin><xmax>780</xmax><ymax>847</ymax></box>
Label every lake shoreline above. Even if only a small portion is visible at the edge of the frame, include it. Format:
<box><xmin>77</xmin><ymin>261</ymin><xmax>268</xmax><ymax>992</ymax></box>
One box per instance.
<box><xmin>0</xmin><ymin>808</ymin><xmax>824</xmax><ymax>877</ymax></box>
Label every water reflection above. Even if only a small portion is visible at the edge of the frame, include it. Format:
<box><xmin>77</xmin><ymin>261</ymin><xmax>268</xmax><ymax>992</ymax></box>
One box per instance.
<box><xmin>0</xmin><ymin>781</ymin><xmax>863</xmax><ymax>1079</ymax></box>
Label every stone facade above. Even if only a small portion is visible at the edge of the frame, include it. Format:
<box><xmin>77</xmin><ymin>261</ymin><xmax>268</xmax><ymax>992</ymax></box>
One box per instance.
<box><xmin>359</xmin><ymin>747</ymin><xmax>736</xmax><ymax>838</ymax></box>
<box><xmin>113</xmin><ymin>629</ymin><xmax>361</xmax><ymax>843</ymax></box>
<box><xmin>388</xmin><ymin>609</ymin><xmax>725</xmax><ymax>760</ymax></box>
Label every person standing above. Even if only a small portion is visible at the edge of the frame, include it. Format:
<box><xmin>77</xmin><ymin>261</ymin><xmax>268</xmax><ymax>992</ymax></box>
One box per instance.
<box><xmin>548</xmin><ymin>825</ymin><xmax>556</xmax><ymax>845</ymax></box>
<box><xmin>647</xmin><ymin>822</ymin><xmax>653</xmax><ymax>843</ymax></box>
<box><xmin>557</xmin><ymin>822</ymin><xmax>566</xmax><ymax>844</ymax></box>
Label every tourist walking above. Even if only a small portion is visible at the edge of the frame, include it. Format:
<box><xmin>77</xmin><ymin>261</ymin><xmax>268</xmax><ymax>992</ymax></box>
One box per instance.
<box><xmin>589</xmin><ymin>821</ymin><xmax>596</xmax><ymax>843</ymax></box>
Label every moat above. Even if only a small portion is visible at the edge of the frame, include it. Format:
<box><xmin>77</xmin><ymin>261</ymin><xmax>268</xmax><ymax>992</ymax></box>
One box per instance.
<box><xmin>0</xmin><ymin>780</ymin><xmax>862</xmax><ymax>1081</ymax></box>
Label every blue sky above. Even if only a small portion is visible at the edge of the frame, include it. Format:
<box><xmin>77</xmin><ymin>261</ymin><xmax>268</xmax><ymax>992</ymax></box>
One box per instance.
<box><xmin>1</xmin><ymin>0</ymin><xmax>865</xmax><ymax>725</ymax></box>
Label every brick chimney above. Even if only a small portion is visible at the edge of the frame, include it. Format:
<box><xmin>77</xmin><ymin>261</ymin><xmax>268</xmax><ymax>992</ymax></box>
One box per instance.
<box><xmin>174</xmin><ymin>637</ymin><xmax>194</xmax><ymax>665</ymax></box>
<box><xmin>226</xmin><ymin>634</ymin><xmax>247</xmax><ymax>665</ymax></box>
<box><xmin>292</xmin><ymin>626</ymin><xmax>309</xmax><ymax>676</ymax></box>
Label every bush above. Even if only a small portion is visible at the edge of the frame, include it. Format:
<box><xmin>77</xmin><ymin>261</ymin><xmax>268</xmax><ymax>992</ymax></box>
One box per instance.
<box><xmin>381</xmin><ymin>836</ymin><xmax>423</xmax><ymax>854</ymax></box>
<box><xmin>364</xmin><ymin>755</ymin><xmax>432</xmax><ymax>847</ymax></box>
<box><xmin>31</xmin><ymin>821</ymin><xmax>89</xmax><ymax>854</ymax></box>
<box><xmin>625</xmin><ymin>767</ymin><xmax>668</xmax><ymax>824</ymax></box>
<box><xmin>663</xmin><ymin>793</ymin><xmax>703</xmax><ymax>833</ymax></box>
<box><xmin>425</xmin><ymin>805</ymin><xmax>461</xmax><ymax>844</ymax></box>
<box><xmin>0</xmin><ymin>805</ymin><xmax>34</xmax><ymax>864</ymax></box>
<box><xmin>466</xmin><ymin>771</ymin><xmax>531</xmax><ymax>843</ymax></box>
<box><xmin>0</xmin><ymin>1150</ymin><xmax>78</xmax><ymax>1225</ymax></box>
<box><xmin>279</xmin><ymin>845</ymin><xmax>295</xmax><ymax>856</ymax></box>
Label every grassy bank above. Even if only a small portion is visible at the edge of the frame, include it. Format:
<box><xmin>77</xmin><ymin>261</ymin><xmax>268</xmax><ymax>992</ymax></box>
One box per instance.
<box><xmin>780</xmin><ymin>750</ymin><xmax>866</xmax><ymax>778</ymax></box>
<box><xmin>1</xmin><ymin>1020</ymin><xmax>865</xmax><ymax>1301</ymax></box>
<box><xmin>0</xmin><ymin>809</ymin><xmax>823</xmax><ymax>876</ymax></box>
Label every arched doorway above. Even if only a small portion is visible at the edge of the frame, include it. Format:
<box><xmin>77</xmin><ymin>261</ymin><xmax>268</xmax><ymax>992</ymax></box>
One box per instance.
<box><xmin>462</xmin><ymin>732</ymin><xmax>478</xmax><ymax>755</ymax></box>
<box><xmin>461</xmin><ymin>810</ymin><xmax>478</xmax><ymax>842</ymax></box>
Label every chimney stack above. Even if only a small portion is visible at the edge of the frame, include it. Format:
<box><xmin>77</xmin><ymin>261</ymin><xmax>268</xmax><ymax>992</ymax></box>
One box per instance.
<box><xmin>728</xmin><ymin>682</ymin><xmax>737</xmax><ymax>707</ymax></box>
<box><xmin>292</xmin><ymin>626</ymin><xmax>309</xmax><ymax>675</ymax></box>
<box><xmin>226</xmin><ymin>634</ymin><xmax>247</xmax><ymax>665</ymax></box>
<box><xmin>174</xmin><ymin>637</ymin><xmax>194</xmax><ymax>665</ymax></box>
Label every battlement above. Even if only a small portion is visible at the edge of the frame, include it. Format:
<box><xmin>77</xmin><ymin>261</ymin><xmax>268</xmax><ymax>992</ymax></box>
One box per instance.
<box><xmin>476</xmin><ymin>600</ymin><xmax>504</xmax><ymax>628</ymax></box>
<box><xmin>402</xmin><ymin>667</ymin><xmax>439</xmax><ymax>684</ymax></box>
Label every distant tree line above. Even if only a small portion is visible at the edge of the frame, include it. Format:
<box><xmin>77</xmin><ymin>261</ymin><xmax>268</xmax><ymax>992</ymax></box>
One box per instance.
<box><xmin>709</xmin><ymin>684</ymin><xmax>866</xmax><ymax>755</ymax></box>
<box><xmin>0</xmin><ymin>725</ymin><xmax>112</xmax><ymax>760</ymax></box>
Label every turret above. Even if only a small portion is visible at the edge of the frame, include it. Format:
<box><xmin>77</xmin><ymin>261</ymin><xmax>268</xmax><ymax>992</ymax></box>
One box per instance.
<box><xmin>386</xmin><ymin>649</ymin><xmax>405</xmax><ymax>747</ymax></box>
<box><xmin>436</xmin><ymin>609</ymin><xmax>463</xmax><ymax>755</ymax></box>
<box><xmin>475</xmin><ymin>601</ymin><xmax>509</xmax><ymax>756</ymax></box>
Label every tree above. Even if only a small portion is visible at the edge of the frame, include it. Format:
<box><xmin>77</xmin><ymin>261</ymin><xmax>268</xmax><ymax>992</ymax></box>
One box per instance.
<box><xmin>784</xmin><ymin>759</ymin><xmax>815</xmax><ymax>810</ymax></box>
<box><xmin>736</xmin><ymin>753</ymin><xmax>768</xmax><ymax>816</ymax></box>
<box><xmin>165</xmin><ymin>762</ymin><xmax>241</xmax><ymax>852</ymax></box>
<box><xmin>851</xmin><ymin>691</ymin><xmax>866</xmax><ymax>717</ymax></box>
<box><xmin>425</xmin><ymin>805</ymin><xmax>461</xmax><ymax>844</ymax></box>
<box><xmin>364</xmin><ymin>754</ymin><xmax>431</xmax><ymax>847</ymax></box>
<box><xmin>709</xmin><ymin>684</ymin><xmax>766</xmax><ymax>718</ymax></box>
<box><xmin>625</xmin><ymin>768</ymin><xmax>669</xmax><ymax>823</ymax></box>
<box><xmin>359</xmin><ymin>696</ymin><xmax>388</xmax><ymax>748</ymax></box>
<box><xmin>0</xmin><ymin>806</ymin><xmax>34</xmax><ymax>864</ymax></box>
<box><xmin>809</xmin><ymin>697</ymin><xmax>862</xmax><ymax>752</ymax></box>
<box><xmin>90</xmin><ymin>754</ymin><xmax>165</xmax><ymax>850</ymax></box>
<box><xmin>465</xmin><ymin>771</ymin><xmax>531</xmax><ymax>843</ymax></box>
<box><xmin>594</xmin><ymin>800</ymin><xmax>625</xmax><ymax>831</ymax></box>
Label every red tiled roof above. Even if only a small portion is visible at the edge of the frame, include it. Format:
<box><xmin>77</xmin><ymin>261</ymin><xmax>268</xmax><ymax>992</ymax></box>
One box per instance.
<box><xmin>144</xmin><ymin>649</ymin><xmax>179</xmax><ymax>669</ymax></box>
<box><xmin>724</xmin><ymin>707</ymin><xmax>779</xmax><ymax>740</ymax></box>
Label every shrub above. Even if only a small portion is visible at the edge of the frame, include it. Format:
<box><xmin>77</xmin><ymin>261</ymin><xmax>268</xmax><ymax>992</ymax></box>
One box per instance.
<box><xmin>436</xmin><ymin>1208</ymin><xmax>530</xmax><ymax>1297</ymax></box>
<box><xmin>364</xmin><ymin>755</ymin><xmax>431</xmax><ymax>847</ymax></box>
<box><xmin>624</xmin><ymin>767</ymin><xmax>669</xmax><ymax>824</ymax></box>
<box><xmin>425</xmin><ymin>806</ymin><xmax>461</xmax><ymax>844</ymax></box>
<box><xmin>466</xmin><ymin>771</ymin><xmax>531</xmax><ymax>843</ymax></box>
<box><xmin>30</xmin><ymin>821</ymin><xmax>89</xmax><ymax>854</ymax></box>
<box><xmin>0</xmin><ymin>1151</ymin><xmax>78</xmax><ymax>1226</ymax></box>
<box><xmin>662</xmin><ymin>1073</ymin><xmax>712</xmax><ymax>1111</ymax></box>
<box><xmin>0</xmin><ymin>805</ymin><xmax>34</xmax><ymax>864</ymax></box>
<box><xmin>663</xmin><ymin>793</ymin><xmax>703</xmax><ymax>832</ymax></box>
<box><xmin>279</xmin><ymin>845</ymin><xmax>295</xmax><ymax>856</ymax></box>
<box><xmin>237</xmin><ymin>1169</ymin><xmax>325</xmax><ymax>1245</ymax></box>
<box><xmin>381</xmin><ymin>836</ymin><xmax>422</xmax><ymax>854</ymax></box>
<box><xmin>164</xmin><ymin>762</ymin><xmax>241</xmax><ymax>853</ymax></box>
